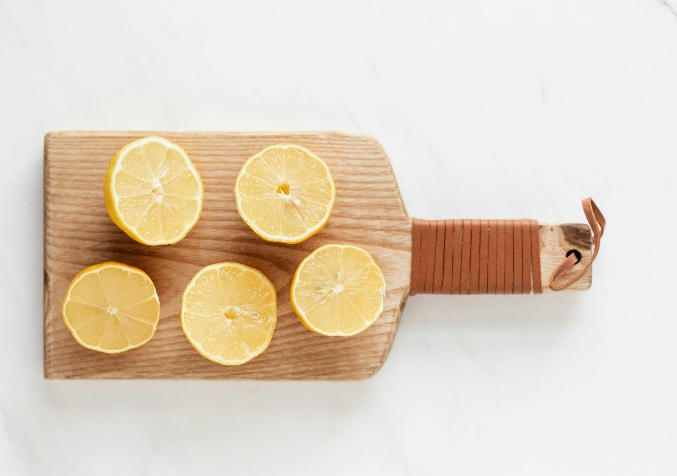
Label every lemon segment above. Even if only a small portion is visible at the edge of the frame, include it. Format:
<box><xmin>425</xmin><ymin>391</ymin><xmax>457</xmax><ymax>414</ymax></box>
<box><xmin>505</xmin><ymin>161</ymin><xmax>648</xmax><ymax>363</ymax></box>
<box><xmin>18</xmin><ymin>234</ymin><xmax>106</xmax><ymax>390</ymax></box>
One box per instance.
<box><xmin>290</xmin><ymin>244</ymin><xmax>386</xmax><ymax>337</ymax></box>
<box><xmin>103</xmin><ymin>136</ymin><xmax>204</xmax><ymax>246</ymax></box>
<box><xmin>62</xmin><ymin>262</ymin><xmax>160</xmax><ymax>353</ymax></box>
<box><xmin>181</xmin><ymin>263</ymin><xmax>277</xmax><ymax>365</ymax></box>
<box><xmin>235</xmin><ymin>145</ymin><xmax>336</xmax><ymax>244</ymax></box>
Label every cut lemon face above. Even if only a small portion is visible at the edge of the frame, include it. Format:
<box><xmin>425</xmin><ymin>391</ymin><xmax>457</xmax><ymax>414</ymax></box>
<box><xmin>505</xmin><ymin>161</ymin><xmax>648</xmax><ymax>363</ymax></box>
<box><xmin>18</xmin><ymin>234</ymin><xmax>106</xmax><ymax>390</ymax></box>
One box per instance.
<box><xmin>181</xmin><ymin>263</ymin><xmax>277</xmax><ymax>365</ymax></box>
<box><xmin>62</xmin><ymin>262</ymin><xmax>160</xmax><ymax>353</ymax></box>
<box><xmin>235</xmin><ymin>145</ymin><xmax>336</xmax><ymax>243</ymax></box>
<box><xmin>290</xmin><ymin>244</ymin><xmax>386</xmax><ymax>337</ymax></box>
<box><xmin>103</xmin><ymin>136</ymin><xmax>204</xmax><ymax>246</ymax></box>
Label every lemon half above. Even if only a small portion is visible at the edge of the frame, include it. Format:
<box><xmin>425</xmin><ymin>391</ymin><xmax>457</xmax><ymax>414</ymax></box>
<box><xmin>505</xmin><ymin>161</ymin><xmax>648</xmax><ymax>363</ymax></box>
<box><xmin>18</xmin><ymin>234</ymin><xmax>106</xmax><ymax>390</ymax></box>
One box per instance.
<box><xmin>103</xmin><ymin>136</ymin><xmax>204</xmax><ymax>245</ymax></box>
<box><xmin>62</xmin><ymin>262</ymin><xmax>160</xmax><ymax>353</ymax></box>
<box><xmin>181</xmin><ymin>263</ymin><xmax>277</xmax><ymax>365</ymax></box>
<box><xmin>290</xmin><ymin>244</ymin><xmax>386</xmax><ymax>337</ymax></box>
<box><xmin>235</xmin><ymin>145</ymin><xmax>336</xmax><ymax>244</ymax></box>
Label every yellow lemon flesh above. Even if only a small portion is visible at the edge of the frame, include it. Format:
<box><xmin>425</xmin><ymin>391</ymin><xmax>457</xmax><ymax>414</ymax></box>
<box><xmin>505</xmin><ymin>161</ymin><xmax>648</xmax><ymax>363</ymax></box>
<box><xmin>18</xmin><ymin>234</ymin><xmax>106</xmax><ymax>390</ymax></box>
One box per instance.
<box><xmin>62</xmin><ymin>262</ymin><xmax>160</xmax><ymax>353</ymax></box>
<box><xmin>235</xmin><ymin>145</ymin><xmax>336</xmax><ymax>244</ymax></box>
<box><xmin>104</xmin><ymin>136</ymin><xmax>203</xmax><ymax>245</ymax></box>
<box><xmin>181</xmin><ymin>263</ymin><xmax>277</xmax><ymax>365</ymax></box>
<box><xmin>290</xmin><ymin>244</ymin><xmax>386</xmax><ymax>337</ymax></box>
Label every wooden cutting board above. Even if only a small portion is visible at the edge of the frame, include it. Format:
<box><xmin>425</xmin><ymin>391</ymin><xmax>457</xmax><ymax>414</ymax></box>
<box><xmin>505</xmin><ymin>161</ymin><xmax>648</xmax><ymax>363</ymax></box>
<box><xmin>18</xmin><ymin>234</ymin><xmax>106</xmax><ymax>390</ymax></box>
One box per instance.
<box><xmin>44</xmin><ymin>131</ymin><xmax>591</xmax><ymax>380</ymax></box>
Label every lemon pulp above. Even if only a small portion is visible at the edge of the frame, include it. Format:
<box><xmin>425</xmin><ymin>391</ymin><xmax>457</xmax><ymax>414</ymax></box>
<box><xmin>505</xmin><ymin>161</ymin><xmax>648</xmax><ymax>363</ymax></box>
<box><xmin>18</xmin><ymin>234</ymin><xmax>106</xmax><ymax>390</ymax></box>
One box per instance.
<box><xmin>62</xmin><ymin>262</ymin><xmax>160</xmax><ymax>353</ymax></box>
<box><xmin>103</xmin><ymin>136</ymin><xmax>203</xmax><ymax>245</ymax></box>
<box><xmin>235</xmin><ymin>145</ymin><xmax>335</xmax><ymax>243</ymax></box>
<box><xmin>181</xmin><ymin>263</ymin><xmax>277</xmax><ymax>365</ymax></box>
<box><xmin>290</xmin><ymin>244</ymin><xmax>386</xmax><ymax>336</ymax></box>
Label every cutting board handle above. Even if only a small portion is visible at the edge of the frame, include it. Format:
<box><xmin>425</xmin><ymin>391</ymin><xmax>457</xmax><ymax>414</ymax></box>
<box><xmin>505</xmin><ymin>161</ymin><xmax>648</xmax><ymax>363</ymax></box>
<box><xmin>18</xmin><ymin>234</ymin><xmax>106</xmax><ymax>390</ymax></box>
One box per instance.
<box><xmin>410</xmin><ymin>198</ymin><xmax>605</xmax><ymax>295</ymax></box>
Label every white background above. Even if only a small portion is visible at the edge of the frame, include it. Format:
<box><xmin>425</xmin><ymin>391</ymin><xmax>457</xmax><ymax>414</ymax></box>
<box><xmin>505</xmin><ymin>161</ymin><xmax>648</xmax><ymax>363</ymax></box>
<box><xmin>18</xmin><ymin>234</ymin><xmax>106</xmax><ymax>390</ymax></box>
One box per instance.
<box><xmin>1</xmin><ymin>1</ymin><xmax>676</xmax><ymax>474</ymax></box>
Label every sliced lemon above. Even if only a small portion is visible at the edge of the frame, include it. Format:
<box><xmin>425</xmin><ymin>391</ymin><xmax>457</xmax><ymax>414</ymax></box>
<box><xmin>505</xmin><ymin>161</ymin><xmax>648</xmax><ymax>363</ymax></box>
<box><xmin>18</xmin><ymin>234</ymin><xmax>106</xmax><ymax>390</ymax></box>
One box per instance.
<box><xmin>290</xmin><ymin>244</ymin><xmax>386</xmax><ymax>337</ymax></box>
<box><xmin>103</xmin><ymin>136</ymin><xmax>204</xmax><ymax>246</ymax></box>
<box><xmin>181</xmin><ymin>263</ymin><xmax>277</xmax><ymax>365</ymax></box>
<box><xmin>62</xmin><ymin>262</ymin><xmax>160</xmax><ymax>353</ymax></box>
<box><xmin>235</xmin><ymin>145</ymin><xmax>336</xmax><ymax>244</ymax></box>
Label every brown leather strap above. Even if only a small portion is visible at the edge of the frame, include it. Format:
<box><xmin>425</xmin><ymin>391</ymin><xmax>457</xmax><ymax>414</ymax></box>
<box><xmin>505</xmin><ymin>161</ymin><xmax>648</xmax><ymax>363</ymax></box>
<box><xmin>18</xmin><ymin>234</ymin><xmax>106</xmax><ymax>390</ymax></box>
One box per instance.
<box><xmin>410</xmin><ymin>218</ymin><xmax>542</xmax><ymax>295</ymax></box>
<box><xmin>505</xmin><ymin>220</ymin><xmax>514</xmax><ymax>293</ymax></box>
<box><xmin>549</xmin><ymin>198</ymin><xmax>606</xmax><ymax>291</ymax></box>
<box><xmin>450</xmin><ymin>220</ymin><xmax>463</xmax><ymax>294</ymax></box>
<box><xmin>422</xmin><ymin>220</ymin><xmax>436</xmax><ymax>293</ymax></box>
<box><xmin>459</xmin><ymin>220</ymin><xmax>471</xmax><ymax>295</ymax></box>
<box><xmin>530</xmin><ymin>220</ymin><xmax>542</xmax><ymax>294</ymax></box>
<box><xmin>496</xmin><ymin>221</ymin><xmax>505</xmax><ymax>293</ymax></box>
<box><xmin>469</xmin><ymin>220</ymin><xmax>481</xmax><ymax>294</ymax></box>
<box><xmin>479</xmin><ymin>220</ymin><xmax>490</xmax><ymax>294</ymax></box>
<box><xmin>411</xmin><ymin>218</ymin><xmax>423</xmax><ymax>295</ymax></box>
<box><xmin>487</xmin><ymin>219</ymin><xmax>498</xmax><ymax>294</ymax></box>
<box><xmin>441</xmin><ymin>220</ymin><xmax>454</xmax><ymax>293</ymax></box>
<box><xmin>513</xmin><ymin>223</ymin><xmax>523</xmax><ymax>294</ymax></box>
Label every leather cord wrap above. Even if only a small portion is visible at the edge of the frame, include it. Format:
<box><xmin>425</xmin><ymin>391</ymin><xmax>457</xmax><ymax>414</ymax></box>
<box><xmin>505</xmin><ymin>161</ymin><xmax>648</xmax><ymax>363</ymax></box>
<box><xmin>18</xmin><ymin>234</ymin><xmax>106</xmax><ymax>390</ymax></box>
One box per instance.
<box><xmin>410</xmin><ymin>218</ymin><xmax>543</xmax><ymax>295</ymax></box>
<box><xmin>549</xmin><ymin>198</ymin><xmax>605</xmax><ymax>291</ymax></box>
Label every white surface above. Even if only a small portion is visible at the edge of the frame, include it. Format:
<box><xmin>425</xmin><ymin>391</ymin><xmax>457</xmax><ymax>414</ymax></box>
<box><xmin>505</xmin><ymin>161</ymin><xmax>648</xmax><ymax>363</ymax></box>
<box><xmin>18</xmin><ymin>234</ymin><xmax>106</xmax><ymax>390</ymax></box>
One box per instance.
<box><xmin>1</xmin><ymin>0</ymin><xmax>676</xmax><ymax>474</ymax></box>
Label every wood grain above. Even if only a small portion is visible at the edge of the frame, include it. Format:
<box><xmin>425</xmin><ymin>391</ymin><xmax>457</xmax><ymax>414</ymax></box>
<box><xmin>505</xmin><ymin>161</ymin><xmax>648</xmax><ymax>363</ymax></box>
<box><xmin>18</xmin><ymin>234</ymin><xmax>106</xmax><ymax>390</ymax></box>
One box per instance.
<box><xmin>44</xmin><ymin>131</ymin><xmax>592</xmax><ymax>380</ymax></box>
<box><xmin>539</xmin><ymin>223</ymin><xmax>592</xmax><ymax>290</ymax></box>
<box><xmin>45</xmin><ymin>131</ymin><xmax>411</xmax><ymax>380</ymax></box>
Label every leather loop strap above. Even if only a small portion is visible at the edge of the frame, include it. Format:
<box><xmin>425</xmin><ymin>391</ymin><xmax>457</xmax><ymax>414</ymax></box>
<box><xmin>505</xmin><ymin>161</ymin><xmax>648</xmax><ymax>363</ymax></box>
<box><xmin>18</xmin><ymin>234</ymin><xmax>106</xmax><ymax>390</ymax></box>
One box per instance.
<box><xmin>410</xmin><ymin>218</ymin><xmax>542</xmax><ymax>295</ymax></box>
<box><xmin>549</xmin><ymin>198</ymin><xmax>605</xmax><ymax>291</ymax></box>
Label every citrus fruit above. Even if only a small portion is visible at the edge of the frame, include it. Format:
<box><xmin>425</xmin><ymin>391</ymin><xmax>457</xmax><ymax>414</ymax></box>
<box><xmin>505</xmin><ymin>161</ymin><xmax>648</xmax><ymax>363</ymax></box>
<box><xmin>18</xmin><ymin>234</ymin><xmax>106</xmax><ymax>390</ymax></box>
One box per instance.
<box><xmin>103</xmin><ymin>136</ymin><xmax>204</xmax><ymax>245</ymax></box>
<box><xmin>181</xmin><ymin>263</ymin><xmax>277</xmax><ymax>365</ymax></box>
<box><xmin>290</xmin><ymin>244</ymin><xmax>386</xmax><ymax>337</ymax></box>
<box><xmin>235</xmin><ymin>145</ymin><xmax>336</xmax><ymax>243</ymax></box>
<box><xmin>62</xmin><ymin>262</ymin><xmax>160</xmax><ymax>353</ymax></box>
